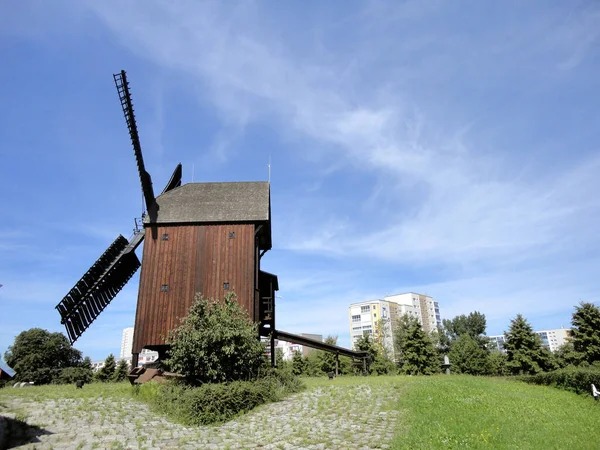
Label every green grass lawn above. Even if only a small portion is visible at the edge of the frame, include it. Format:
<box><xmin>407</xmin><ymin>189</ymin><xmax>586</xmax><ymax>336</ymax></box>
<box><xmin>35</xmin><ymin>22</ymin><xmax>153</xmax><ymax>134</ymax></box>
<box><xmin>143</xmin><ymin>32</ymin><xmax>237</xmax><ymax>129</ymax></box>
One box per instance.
<box><xmin>2</xmin><ymin>376</ymin><xmax>599</xmax><ymax>449</ymax></box>
<box><xmin>306</xmin><ymin>375</ymin><xmax>600</xmax><ymax>449</ymax></box>
<box><xmin>397</xmin><ymin>375</ymin><xmax>600</xmax><ymax>449</ymax></box>
<box><xmin>0</xmin><ymin>381</ymin><xmax>133</xmax><ymax>402</ymax></box>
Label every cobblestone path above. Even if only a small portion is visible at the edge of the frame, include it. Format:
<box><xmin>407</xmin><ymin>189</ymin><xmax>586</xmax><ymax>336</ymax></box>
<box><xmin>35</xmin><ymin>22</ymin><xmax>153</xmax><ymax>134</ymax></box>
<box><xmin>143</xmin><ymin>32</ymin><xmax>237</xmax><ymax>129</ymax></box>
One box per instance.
<box><xmin>0</xmin><ymin>383</ymin><xmax>401</xmax><ymax>450</ymax></box>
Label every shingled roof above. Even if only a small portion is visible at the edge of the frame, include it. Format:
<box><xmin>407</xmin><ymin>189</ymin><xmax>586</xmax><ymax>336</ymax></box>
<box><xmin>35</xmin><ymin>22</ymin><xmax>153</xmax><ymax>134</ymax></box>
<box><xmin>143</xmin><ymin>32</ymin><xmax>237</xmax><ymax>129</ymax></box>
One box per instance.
<box><xmin>147</xmin><ymin>181</ymin><xmax>270</xmax><ymax>224</ymax></box>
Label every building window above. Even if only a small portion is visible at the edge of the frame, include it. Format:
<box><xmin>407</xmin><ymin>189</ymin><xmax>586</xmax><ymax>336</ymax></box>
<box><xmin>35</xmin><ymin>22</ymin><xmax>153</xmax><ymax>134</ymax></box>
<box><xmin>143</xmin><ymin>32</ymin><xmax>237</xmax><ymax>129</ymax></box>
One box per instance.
<box><xmin>161</xmin><ymin>233</ymin><xmax>169</xmax><ymax>241</ymax></box>
<box><xmin>223</xmin><ymin>282</ymin><xmax>230</xmax><ymax>290</ymax></box>
<box><xmin>161</xmin><ymin>284</ymin><xmax>168</xmax><ymax>292</ymax></box>
<box><xmin>362</xmin><ymin>325</ymin><xmax>372</xmax><ymax>330</ymax></box>
<box><xmin>352</xmin><ymin>315</ymin><xmax>361</xmax><ymax>322</ymax></box>
<box><xmin>363</xmin><ymin>330</ymin><xmax>373</xmax><ymax>336</ymax></box>
<box><xmin>352</xmin><ymin>326</ymin><xmax>361</xmax><ymax>331</ymax></box>
<box><xmin>229</xmin><ymin>232</ymin><xmax>235</xmax><ymax>239</ymax></box>
<box><xmin>361</xmin><ymin>305</ymin><xmax>370</xmax><ymax>313</ymax></box>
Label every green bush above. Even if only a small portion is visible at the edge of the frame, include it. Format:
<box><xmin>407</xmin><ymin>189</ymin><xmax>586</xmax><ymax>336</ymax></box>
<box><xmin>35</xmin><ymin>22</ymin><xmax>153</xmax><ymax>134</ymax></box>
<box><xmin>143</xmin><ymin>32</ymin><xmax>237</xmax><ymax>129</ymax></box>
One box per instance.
<box><xmin>519</xmin><ymin>366</ymin><xmax>600</xmax><ymax>396</ymax></box>
<box><xmin>165</xmin><ymin>293</ymin><xmax>267</xmax><ymax>384</ymax></box>
<box><xmin>54</xmin><ymin>366</ymin><xmax>94</xmax><ymax>384</ymax></box>
<box><xmin>135</xmin><ymin>370</ymin><xmax>304</xmax><ymax>425</ymax></box>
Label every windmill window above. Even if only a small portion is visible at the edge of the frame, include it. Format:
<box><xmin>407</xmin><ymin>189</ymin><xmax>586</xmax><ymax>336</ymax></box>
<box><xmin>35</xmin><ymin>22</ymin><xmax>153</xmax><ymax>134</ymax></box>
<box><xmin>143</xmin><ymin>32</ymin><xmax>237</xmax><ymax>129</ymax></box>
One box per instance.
<box><xmin>161</xmin><ymin>284</ymin><xmax>168</xmax><ymax>292</ymax></box>
<box><xmin>161</xmin><ymin>233</ymin><xmax>169</xmax><ymax>241</ymax></box>
<box><xmin>223</xmin><ymin>282</ymin><xmax>230</xmax><ymax>290</ymax></box>
<box><xmin>229</xmin><ymin>232</ymin><xmax>235</xmax><ymax>239</ymax></box>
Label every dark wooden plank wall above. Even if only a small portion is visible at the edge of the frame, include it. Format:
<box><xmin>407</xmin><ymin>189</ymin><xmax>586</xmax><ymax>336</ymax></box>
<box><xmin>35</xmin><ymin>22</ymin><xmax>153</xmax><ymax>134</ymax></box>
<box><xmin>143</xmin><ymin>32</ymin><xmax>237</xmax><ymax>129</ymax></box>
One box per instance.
<box><xmin>132</xmin><ymin>223</ymin><xmax>256</xmax><ymax>354</ymax></box>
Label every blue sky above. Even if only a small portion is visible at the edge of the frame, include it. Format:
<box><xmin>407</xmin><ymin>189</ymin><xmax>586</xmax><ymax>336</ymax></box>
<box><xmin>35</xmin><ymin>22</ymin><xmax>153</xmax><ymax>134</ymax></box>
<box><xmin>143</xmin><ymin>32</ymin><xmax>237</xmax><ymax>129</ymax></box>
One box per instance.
<box><xmin>1</xmin><ymin>1</ymin><xmax>599</xmax><ymax>361</ymax></box>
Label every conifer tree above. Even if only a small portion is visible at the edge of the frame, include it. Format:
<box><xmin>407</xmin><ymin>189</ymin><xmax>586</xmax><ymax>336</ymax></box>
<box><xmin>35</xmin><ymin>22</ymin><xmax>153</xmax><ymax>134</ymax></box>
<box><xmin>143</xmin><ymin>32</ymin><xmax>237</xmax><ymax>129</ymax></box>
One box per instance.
<box><xmin>571</xmin><ymin>302</ymin><xmax>600</xmax><ymax>365</ymax></box>
<box><xmin>113</xmin><ymin>359</ymin><xmax>130</xmax><ymax>382</ymax></box>
<box><xmin>395</xmin><ymin>315</ymin><xmax>439</xmax><ymax>375</ymax></box>
<box><xmin>96</xmin><ymin>354</ymin><xmax>116</xmax><ymax>382</ymax></box>
<box><xmin>504</xmin><ymin>315</ymin><xmax>545</xmax><ymax>375</ymax></box>
<box><xmin>291</xmin><ymin>350</ymin><xmax>306</xmax><ymax>375</ymax></box>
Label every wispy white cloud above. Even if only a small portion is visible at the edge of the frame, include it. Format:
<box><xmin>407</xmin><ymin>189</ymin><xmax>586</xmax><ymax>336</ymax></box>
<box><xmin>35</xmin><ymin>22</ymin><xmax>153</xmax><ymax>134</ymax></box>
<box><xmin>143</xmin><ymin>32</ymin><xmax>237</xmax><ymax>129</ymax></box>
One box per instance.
<box><xmin>82</xmin><ymin>0</ymin><xmax>600</xmax><ymax>266</ymax></box>
<box><xmin>81</xmin><ymin>0</ymin><xmax>600</xmax><ymax>314</ymax></box>
<box><xmin>3</xmin><ymin>0</ymin><xmax>598</xmax><ymax>358</ymax></box>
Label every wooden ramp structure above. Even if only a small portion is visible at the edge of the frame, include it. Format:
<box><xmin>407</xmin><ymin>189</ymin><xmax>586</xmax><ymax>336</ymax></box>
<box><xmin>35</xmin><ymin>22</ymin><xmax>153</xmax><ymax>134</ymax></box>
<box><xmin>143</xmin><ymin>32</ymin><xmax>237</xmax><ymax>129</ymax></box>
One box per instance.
<box><xmin>274</xmin><ymin>330</ymin><xmax>370</xmax><ymax>374</ymax></box>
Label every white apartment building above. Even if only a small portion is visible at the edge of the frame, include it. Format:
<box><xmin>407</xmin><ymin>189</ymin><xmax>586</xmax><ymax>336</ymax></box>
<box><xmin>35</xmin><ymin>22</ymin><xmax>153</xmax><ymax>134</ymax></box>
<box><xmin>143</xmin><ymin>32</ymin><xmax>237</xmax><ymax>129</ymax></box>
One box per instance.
<box><xmin>120</xmin><ymin>327</ymin><xmax>159</xmax><ymax>363</ymax></box>
<box><xmin>349</xmin><ymin>299</ymin><xmax>395</xmax><ymax>356</ymax></box>
<box><xmin>274</xmin><ymin>334</ymin><xmax>323</xmax><ymax>360</ymax></box>
<box><xmin>91</xmin><ymin>356</ymin><xmax>132</xmax><ymax>372</ymax></box>
<box><xmin>348</xmin><ymin>293</ymin><xmax>442</xmax><ymax>359</ymax></box>
<box><xmin>489</xmin><ymin>328</ymin><xmax>572</xmax><ymax>353</ymax></box>
<box><xmin>383</xmin><ymin>293</ymin><xmax>441</xmax><ymax>333</ymax></box>
<box><xmin>274</xmin><ymin>340</ymin><xmax>304</xmax><ymax>360</ymax></box>
<box><xmin>120</xmin><ymin>327</ymin><xmax>134</xmax><ymax>358</ymax></box>
<box><xmin>92</xmin><ymin>349</ymin><xmax>160</xmax><ymax>372</ymax></box>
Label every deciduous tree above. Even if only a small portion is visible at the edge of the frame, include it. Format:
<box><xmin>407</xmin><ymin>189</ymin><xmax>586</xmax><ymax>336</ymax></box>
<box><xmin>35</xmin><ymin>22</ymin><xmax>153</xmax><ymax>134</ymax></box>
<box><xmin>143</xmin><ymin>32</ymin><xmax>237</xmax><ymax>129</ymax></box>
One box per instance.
<box><xmin>356</xmin><ymin>334</ymin><xmax>396</xmax><ymax>375</ymax></box>
<box><xmin>442</xmin><ymin>311</ymin><xmax>489</xmax><ymax>349</ymax></box>
<box><xmin>554</xmin><ymin>341</ymin><xmax>580</xmax><ymax>368</ymax></box>
<box><xmin>448</xmin><ymin>334</ymin><xmax>489</xmax><ymax>375</ymax></box>
<box><xmin>487</xmin><ymin>350</ymin><xmax>508</xmax><ymax>376</ymax></box>
<box><xmin>4</xmin><ymin>328</ymin><xmax>82</xmax><ymax>384</ymax></box>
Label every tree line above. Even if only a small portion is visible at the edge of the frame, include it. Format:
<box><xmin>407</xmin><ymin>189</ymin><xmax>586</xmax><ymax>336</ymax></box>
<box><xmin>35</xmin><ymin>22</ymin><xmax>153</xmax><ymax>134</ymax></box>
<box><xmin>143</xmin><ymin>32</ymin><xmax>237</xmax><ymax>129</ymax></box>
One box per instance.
<box><xmin>3</xmin><ymin>300</ymin><xmax>599</xmax><ymax>385</ymax></box>
<box><xmin>2</xmin><ymin>328</ymin><xmax>131</xmax><ymax>385</ymax></box>
<box><xmin>283</xmin><ymin>302</ymin><xmax>600</xmax><ymax>377</ymax></box>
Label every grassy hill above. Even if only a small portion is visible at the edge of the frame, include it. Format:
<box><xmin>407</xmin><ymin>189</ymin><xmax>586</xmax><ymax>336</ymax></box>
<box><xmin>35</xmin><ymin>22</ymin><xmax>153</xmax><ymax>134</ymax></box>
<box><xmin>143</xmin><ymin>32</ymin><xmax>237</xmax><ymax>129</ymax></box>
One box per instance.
<box><xmin>306</xmin><ymin>375</ymin><xmax>600</xmax><ymax>449</ymax></box>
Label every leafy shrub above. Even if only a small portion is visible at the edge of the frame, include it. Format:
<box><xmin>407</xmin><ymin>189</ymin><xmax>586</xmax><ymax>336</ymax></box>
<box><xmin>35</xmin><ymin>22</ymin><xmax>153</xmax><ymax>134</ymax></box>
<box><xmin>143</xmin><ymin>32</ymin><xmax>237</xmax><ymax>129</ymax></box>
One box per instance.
<box><xmin>519</xmin><ymin>366</ymin><xmax>600</xmax><ymax>395</ymax></box>
<box><xmin>54</xmin><ymin>366</ymin><xmax>94</xmax><ymax>384</ymax></box>
<box><xmin>448</xmin><ymin>334</ymin><xmax>489</xmax><ymax>376</ymax></box>
<box><xmin>135</xmin><ymin>371</ymin><xmax>304</xmax><ymax>425</ymax></box>
<box><xmin>16</xmin><ymin>368</ymin><xmax>60</xmax><ymax>385</ymax></box>
<box><xmin>166</xmin><ymin>293</ymin><xmax>267</xmax><ymax>385</ymax></box>
<box><xmin>487</xmin><ymin>350</ymin><xmax>508</xmax><ymax>376</ymax></box>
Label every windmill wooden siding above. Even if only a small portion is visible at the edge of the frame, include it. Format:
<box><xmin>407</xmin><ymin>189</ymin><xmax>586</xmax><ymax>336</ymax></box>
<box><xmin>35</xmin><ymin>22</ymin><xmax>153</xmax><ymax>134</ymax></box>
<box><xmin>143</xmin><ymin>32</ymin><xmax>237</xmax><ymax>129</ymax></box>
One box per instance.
<box><xmin>132</xmin><ymin>223</ymin><xmax>257</xmax><ymax>354</ymax></box>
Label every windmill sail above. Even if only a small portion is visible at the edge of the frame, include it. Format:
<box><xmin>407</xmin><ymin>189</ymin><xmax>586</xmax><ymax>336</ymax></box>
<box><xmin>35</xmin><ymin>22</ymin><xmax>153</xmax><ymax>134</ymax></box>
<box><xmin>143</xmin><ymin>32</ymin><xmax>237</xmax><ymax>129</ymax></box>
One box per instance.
<box><xmin>113</xmin><ymin>70</ymin><xmax>155</xmax><ymax>211</ymax></box>
<box><xmin>55</xmin><ymin>71</ymin><xmax>184</xmax><ymax>343</ymax></box>
<box><xmin>55</xmin><ymin>234</ymin><xmax>143</xmax><ymax>343</ymax></box>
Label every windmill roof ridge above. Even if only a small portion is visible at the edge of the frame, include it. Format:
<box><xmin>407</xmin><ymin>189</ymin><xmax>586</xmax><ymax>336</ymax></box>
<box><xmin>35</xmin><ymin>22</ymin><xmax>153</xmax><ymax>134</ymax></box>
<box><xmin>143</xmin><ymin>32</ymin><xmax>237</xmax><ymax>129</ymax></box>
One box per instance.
<box><xmin>149</xmin><ymin>181</ymin><xmax>270</xmax><ymax>224</ymax></box>
<box><xmin>185</xmin><ymin>180</ymin><xmax>269</xmax><ymax>185</ymax></box>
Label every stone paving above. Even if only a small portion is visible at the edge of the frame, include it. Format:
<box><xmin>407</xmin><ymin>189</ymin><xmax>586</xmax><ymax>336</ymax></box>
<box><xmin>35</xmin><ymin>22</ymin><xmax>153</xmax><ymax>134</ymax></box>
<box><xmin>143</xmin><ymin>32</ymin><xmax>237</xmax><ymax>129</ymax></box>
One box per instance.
<box><xmin>0</xmin><ymin>383</ymin><xmax>401</xmax><ymax>450</ymax></box>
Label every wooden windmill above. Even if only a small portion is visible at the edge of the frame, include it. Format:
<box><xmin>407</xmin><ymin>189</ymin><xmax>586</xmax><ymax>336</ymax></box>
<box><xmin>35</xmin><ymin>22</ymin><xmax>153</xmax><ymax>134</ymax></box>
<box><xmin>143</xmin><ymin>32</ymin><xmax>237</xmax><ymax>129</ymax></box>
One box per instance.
<box><xmin>55</xmin><ymin>71</ymin><xmax>366</xmax><ymax>372</ymax></box>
